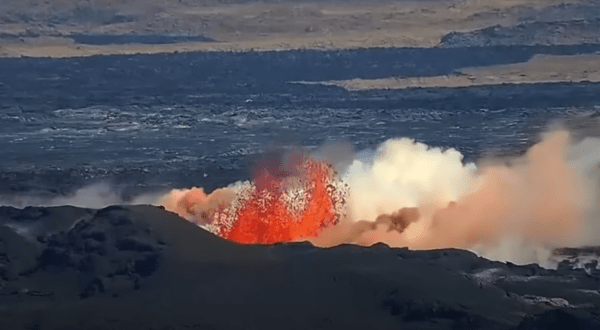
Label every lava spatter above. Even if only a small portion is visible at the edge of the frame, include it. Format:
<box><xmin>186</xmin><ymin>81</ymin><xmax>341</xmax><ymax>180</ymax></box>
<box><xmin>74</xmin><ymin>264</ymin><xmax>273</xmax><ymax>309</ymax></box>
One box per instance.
<box><xmin>216</xmin><ymin>157</ymin><xmax>346</xmax><ymax>244</ymax></box>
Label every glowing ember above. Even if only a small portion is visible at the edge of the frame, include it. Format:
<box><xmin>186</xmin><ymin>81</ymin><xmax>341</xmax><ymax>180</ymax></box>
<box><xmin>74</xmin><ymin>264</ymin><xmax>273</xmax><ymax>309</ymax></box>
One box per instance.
<box><xmin>214</xmin><ymin>157</ymin><xmax>346</xmax><ymax>244</ymax></box>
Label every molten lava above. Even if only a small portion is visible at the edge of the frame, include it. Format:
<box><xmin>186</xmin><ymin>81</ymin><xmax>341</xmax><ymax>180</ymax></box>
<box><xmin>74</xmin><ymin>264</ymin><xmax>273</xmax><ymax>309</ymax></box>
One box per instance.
<box><xmin>217</xmin><ymin>158</ymin><xmax>343</xmax><ymax>244</ymax></box>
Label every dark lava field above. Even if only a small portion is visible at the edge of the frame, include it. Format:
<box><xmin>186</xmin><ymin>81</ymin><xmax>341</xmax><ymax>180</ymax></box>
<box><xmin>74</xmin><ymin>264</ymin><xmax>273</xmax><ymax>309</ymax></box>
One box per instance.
<box><xmin>3</xmin><ymin>44</ymin><xmax>600</xmax><ymax>200</ymax></box>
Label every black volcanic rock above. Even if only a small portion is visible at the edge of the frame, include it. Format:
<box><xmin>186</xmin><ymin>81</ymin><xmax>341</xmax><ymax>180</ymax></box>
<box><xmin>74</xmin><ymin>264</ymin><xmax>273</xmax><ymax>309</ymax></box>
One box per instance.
<box><xmin>0</xmin><ymin>205</ymin><xmax>95</xmax><ymax>238</ymax></box>
<box><xmin>439</xmin><ymin>19</ymin><xmax>600</xmax><ymax>47</ymax></box>
<box><xmin>0</xmin><ymin>225</ymin><xmax>38</xmax><ymax>281</ymax></box>
<box><xmin>0</xmin><ymin>204</ymin><xmax>598</xmax><ymax>330</ymax></box>
<box><xmin>31</xmin><ymin>205</ymin><xmax>168</xmax><ymax>298</ymax></box>
<box><xmin>517</xmin><ymin>309</ymin><xmax>600</xmax><ymax>330</ymax></box>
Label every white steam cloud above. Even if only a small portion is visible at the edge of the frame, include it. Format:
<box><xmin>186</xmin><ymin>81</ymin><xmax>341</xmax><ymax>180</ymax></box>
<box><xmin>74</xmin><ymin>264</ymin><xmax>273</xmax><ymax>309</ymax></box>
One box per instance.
<box><xmin>312</xmin><ymin>130</ymin><xmax>600</xmax><ymax>266</ymax></box>
<box><xmin>0</xmin><ymin>183</ymin><xmax>163</xmax><ymax>209</ymax></box>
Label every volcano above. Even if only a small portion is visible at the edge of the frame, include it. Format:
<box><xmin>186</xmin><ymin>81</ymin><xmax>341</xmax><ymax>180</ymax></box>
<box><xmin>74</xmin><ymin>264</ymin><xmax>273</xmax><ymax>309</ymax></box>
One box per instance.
<box><xmin>0</xmin><ymin>204</ymin><xmax>599</xmax><ymax>330</ymax></box>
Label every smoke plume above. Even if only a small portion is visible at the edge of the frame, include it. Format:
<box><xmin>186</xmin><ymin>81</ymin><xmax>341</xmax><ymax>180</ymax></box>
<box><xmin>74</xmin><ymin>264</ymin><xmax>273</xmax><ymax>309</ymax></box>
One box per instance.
<box><xmin>4</xmin><ymin>128</ymin><xmax>599</xmax><ymax>266</ymax></box>
<box><xmin>160</xmin><ymin>129</ymin><xmax>600</xmax><ymax>265</ymax></box>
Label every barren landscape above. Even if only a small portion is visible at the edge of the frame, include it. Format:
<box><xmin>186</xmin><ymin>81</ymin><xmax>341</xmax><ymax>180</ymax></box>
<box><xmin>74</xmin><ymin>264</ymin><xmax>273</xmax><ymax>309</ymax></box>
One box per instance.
<box><xmin>1</xmin><ymin>0</ymin><xmax>598</xmax><ymax>57</ymax></box>
<box><xmin>3</xmin><ymin>1</ymin><xmax>600</xmax><ymax>329</ymax></box>
<box><xmin>1</xmin><ymin>205</ymin><xmax>600</xmax><ymax>330</ymax></box>
<box><xmin>319</xmin><ymin>54</ymin><xmax>600</xmax><ymax>90</ymax></box>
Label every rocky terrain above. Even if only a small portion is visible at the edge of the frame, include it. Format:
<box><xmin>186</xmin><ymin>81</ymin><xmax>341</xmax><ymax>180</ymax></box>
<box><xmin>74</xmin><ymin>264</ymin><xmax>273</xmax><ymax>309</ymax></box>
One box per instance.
<box><xmin>0</xmin><ymin>204</ymin><xmax>599</xmax><ymax>329</ymax></box>
<box><xmin>0</xmin><ymin>0</ymin><xmax>597</xmax><ymax>57</ymax></box>
<box><xmin>439</xmin><ymin>1</ymin><xmax>600</xmax><ymax>47</ymax></box>
<box><xmin>319</xmin><ymin>54</ymin><xmax>600</xmax><ymax>90</ymax></box>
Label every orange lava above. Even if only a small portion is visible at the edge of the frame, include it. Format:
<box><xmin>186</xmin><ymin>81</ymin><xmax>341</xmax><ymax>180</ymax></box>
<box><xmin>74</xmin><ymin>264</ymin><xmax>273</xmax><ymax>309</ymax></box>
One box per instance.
<box><xmin>218</xmin><ymin>158</ymin><xmax>340</xmax><ymax>244</ymax></box>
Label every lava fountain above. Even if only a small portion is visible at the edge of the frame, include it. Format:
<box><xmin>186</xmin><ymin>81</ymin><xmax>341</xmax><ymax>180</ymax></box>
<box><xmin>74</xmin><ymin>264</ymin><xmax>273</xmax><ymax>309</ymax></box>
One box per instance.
<box><xmin>160</xmin><ymin>129</ymin><xmax>600</xmax><ymax>265</ymax></box>
<box><xmin>160</xmin><ymin>154</ymin><xmax>347</xmax><ymax>244</ymax></box>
